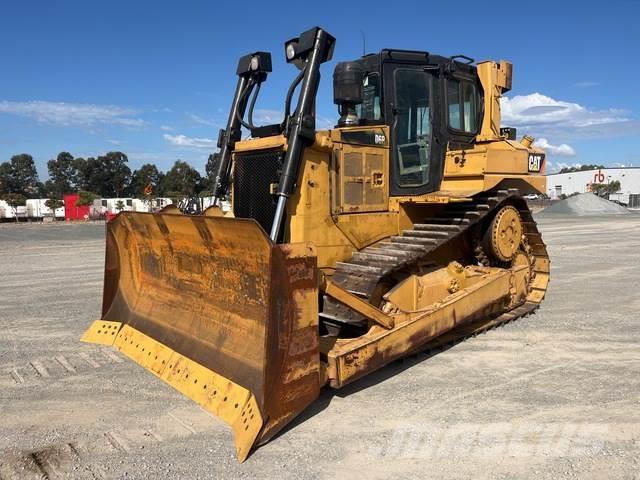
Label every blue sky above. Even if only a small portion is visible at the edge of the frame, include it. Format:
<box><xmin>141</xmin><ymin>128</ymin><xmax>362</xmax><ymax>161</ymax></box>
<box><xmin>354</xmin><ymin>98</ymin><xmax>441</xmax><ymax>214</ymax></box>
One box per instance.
<box><xmin>1</xmin><ymin>0</ymin><xmax>639</xmax><ymax>177</ymax></box>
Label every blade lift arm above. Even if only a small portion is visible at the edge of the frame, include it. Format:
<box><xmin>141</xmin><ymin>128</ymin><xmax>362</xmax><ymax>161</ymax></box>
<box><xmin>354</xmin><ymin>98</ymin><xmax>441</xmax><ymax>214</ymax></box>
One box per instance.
<box><xmin>270</xmin><ymin>27</ymin><xmax>335</xmax><ymax>242</ymax></box>
<box><xmin>211</xmin><ymin>52</ymin><xmax>272</xmax><ymax>204</ymax></box>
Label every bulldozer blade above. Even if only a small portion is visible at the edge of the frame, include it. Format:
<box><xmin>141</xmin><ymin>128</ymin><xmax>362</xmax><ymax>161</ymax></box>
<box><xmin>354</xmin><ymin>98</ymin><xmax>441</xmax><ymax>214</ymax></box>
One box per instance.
<box><xmin>81</xmin><ymin>212</ymin><xmax>320</xmax><ymax>462</ymax></box>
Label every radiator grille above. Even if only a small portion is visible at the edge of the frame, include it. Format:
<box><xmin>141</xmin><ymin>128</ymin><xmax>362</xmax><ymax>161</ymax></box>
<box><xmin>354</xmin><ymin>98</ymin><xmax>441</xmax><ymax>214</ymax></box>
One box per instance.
<box><xmin>233</xmin><ymin>149</ymin><xmax>284</xmax><ymax>234</ymax></box>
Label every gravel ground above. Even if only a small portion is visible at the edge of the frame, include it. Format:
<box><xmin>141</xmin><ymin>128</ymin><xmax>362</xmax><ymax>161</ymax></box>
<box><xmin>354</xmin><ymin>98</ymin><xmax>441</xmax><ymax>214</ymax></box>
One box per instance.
<box><xmin>0</xmin><ymin>216</ymin><xmax>639</xmax><ymax>479</ymax></box>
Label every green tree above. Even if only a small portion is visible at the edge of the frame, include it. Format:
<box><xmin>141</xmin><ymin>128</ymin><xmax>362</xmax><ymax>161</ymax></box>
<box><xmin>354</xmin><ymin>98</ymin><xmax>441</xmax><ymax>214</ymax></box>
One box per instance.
<box><xmin>47</xmin><ymin>152</ymin><xmax>77</xmax><ymax>195</ymax></box>
<box><xmin>45</xmin><ymin>196</ymin><xmax>64</xmax><ymax>217</ymax></box>
<box><xmin>163</xmin><ymin>191</ymin><xmax>184</xmax><ymax>204</ymax></box>
<box><xmin>130</xmin><ymin>163</ymin><xmax>164</xmax><ymax>198</ymax></box>
<box><xmin>0</xmin><ymin>162</ymin><xmax>12</xmax><ymax>195</ymax></box>
<box><xmin>591</xmin><ymin>180</ymin><xmax>621</xmax><ymax>197</ymax></box>
<box><xmin>1</xmin><ymin>193</ymin><xmax>27</xmax><ymax>222</ymax></box>
<box><xmin>103</xmin><ymin>152</ymin><xmax>131</xmax><ymax>197</ymax></box>
<box><xmin>161</xmin><ymin>160</ymin><xmax>202</xmax><ymax>197</ymax></box>
<box><xmin>0</xmin><ymin>154</ymin><xmax>40</xmax><ymax>196</ymax></box>
<box><xmin>73</xmin><ymin>157</ymin><xmax>89</xmax><ymax>189</ymax></box>
<box><xmin>75</xmin><ymin>190</ymin><xmax>99</xmax><ymax>206</ymax></box>
<box><xmin>34</xmin><ymin>181</ymin><xmax>47</xmax><ymax>197</ymax></box>
<box><xmin>73</xmin><ymin>152</ymin><xmax>131</xmax><ymax>197</ymax></box>
<box><xmin>115</xmin><ymin>200</ymin><xmax>125</xmax><ymax>212</ymax></box>
<box><xmin>9</xmin><ymin>154</ymin><xmax>39</xmax><ymax>197</ymax></box>
<box><xmin>558</xmin><ymin>164</ymin><xmax>605</xmax><ymax>174</ymax></box>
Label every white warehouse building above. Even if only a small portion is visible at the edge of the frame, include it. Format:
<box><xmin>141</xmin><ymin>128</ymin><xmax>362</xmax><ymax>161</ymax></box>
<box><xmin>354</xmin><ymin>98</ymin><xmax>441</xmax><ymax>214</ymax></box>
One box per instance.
<box><xmin>545</xmin><ymin>167</ymin><xmax>640</xmax><ymax>206</ymax></box>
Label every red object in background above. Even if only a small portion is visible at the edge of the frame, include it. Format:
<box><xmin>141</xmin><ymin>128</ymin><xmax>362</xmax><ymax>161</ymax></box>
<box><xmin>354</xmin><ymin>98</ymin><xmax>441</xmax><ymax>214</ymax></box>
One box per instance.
<box><xmin>106</xmin><ymin>212</ymin><xmax>117</xmax><ymax>222</ymax></box>
<box><xmin>63</xmin><ymin>194</ymin><xmax>90</xmax><ymax>221</ymax></box>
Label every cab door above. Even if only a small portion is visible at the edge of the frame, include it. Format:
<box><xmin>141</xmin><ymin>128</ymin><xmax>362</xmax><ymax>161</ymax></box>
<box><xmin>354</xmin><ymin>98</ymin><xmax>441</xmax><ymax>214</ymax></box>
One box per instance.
<box><xmin>384</xmin><ymin>65</ymin><xmax>444</xmax><ymax>196</ymax></box>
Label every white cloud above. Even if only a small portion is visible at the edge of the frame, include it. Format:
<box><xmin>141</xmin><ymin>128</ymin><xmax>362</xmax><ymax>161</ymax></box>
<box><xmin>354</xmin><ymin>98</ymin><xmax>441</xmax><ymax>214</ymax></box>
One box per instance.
<box><xmin>533</xmin><ymin>138</ymin><xmax>576</xmax><ymax>157</ymax></box>
<box><xmin>500</xmin><ymin>92</ymin><xmax>640</xmax><ymax>144</ymax></box>
<box><xmin>126</xmin><ymin>151</ymin><xmax>204</xmax><ymax>172</ymax></box>
<box><xmin>163</xmin><ymin>133</ymin><xmax>216</xmax><ymax>149</ymax></box>
<box><xmin>188</xmin><ymin>113</ymin><xmax>219</xmax><ymax>127</ymax></box>
<box><xmin>0</xmin><ymin>100</ymin><xmax>145</xmax><ymax>127</ymax></box>
<box><xmin>160</xmin><ymin>125</ymin><xmax>173</xmax><ymax>131</ymax></box>
<box><xmin>317</xmin><ymin>116</ymin><xmax>335</xmax><ymax>130</ymax></box>
<box><xmin>252</xmin><ymin>109</ymin><xmax>283</xmax><ymax>124</ymax></box>
<box><xmin>251</xmin><ymin>109</ymin><xmax>334</xmax><ymax>130</ymax></box>
<box><xmin>501</xmin><ymin>93</ymin><xmax>628</xmax><ymax>129</ymax></box>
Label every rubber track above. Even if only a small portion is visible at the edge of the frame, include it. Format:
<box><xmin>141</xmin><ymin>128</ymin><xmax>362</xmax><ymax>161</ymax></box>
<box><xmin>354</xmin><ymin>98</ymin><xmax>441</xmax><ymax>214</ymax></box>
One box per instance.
<box><xmin>323</xmin><ymin>189</ymin><xmax>550</xmax><ymax>338</ymax></box>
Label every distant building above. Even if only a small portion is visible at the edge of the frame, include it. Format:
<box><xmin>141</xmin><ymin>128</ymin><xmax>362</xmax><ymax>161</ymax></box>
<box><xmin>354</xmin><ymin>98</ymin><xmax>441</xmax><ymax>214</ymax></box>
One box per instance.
<box><xmin>545</xmin><ymin>167</ymin><xmax>640</xmax><ymax>206</ymax></box>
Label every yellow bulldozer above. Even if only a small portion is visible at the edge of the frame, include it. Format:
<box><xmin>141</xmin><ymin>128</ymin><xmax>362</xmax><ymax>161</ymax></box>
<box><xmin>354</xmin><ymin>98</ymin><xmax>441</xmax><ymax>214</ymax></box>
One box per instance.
<box><xmin>82</xmin><ymin>27</ymin><xmax>549</xmax><ymax>462</ymax></box>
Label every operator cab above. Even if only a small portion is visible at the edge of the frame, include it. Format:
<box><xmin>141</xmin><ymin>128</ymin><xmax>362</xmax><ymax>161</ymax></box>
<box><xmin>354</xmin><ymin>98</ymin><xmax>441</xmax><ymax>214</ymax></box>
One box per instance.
<box><xmin>333</xmin><ymin>50</ymin><xmax>483</xmax><ymax>196</ymax></box>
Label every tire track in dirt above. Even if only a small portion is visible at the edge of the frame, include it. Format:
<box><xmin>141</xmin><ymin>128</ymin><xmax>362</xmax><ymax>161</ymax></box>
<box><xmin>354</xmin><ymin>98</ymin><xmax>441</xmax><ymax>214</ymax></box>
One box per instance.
<box><xmin>0</xmin><ymin>406</ymin><xmax>221</xmax><ymax>479</ymax></box>
<box><xmin>2</xmin><ymin>350</ymin><xmax>125</xmax><ymax>387</ymax></box>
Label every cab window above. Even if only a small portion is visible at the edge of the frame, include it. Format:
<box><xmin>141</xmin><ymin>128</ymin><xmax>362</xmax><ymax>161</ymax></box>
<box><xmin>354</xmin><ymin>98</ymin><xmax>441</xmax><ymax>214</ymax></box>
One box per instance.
<box><xmin>356</xmin><ymin>73</ymin><xmax>382</xmax><ymax>122</ymax></box>
<box><xmin>447</xmin><ymin>80</ymin><xmax>461</xmax><ymax>130</ymax></box>
<box><xmin>394</xmin><ymin>69</ymin><xmax>432</xmax><ymax>188</ymax></box>
<box><xmin>463</xmin><ymin>82</ymin><xmax>478</xmax><ymax>131</ymax></box>
<box><xmin>447</xmin><ymin>78</ymin><xmax>480</xmax><ymax>133</ymax></box>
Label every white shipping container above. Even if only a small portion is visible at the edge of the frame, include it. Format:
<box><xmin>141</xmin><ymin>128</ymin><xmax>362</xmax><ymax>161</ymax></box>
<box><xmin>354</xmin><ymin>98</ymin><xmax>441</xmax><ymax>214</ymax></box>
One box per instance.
<box><xmin>93</xmin><ymin>198</ymin><xmax>135</xmax><ymax>214</ymax></box>
<box><xmin>0</xmin><ymin>201</ymin><xmax>27</xmax><ymax>219</ymax></box>
<box><xmin>0</xmin><ymin>200</ymin><xmax>12</xmax><ymax>218</ymax></box>
<box><xmin>92</xmin><ymin>197</ymin><xmax>174</xmax><ymax>215</ymax></box>
<box><xmin>25</xmin><ymin>199</ymin><xmax>65</xmax><ymax>219</ymax></box>
<box><xmin>199</xmin><ymin>196</ymin><xmax>230</xmax><ymax>213</ymax></box>
<box><xmin>92</xmin><ymin>199</ymin><xmax>106</xmax><ymax>216</ymax></box>
<box><xmin>148</xmin><ymin>197</ymin><xmax>173</xmax><ymax>211</ymax></box>
<box><xmin>131</xmin><ymin>198</ymin><xmax>148</xmax><ymax>212</ymax></box>
<box><xmin>609</xmin><ymin>193</ymin><xmax>630</xmax><ymax>205</ymax></box>
<box><xmin>26</xmin><ymin>199</ymin><xmax>45</xmax><ymax>217</ymax></box>
<box><xmin>200</xmin><ymin>196</ymin><xmax>215</xmax><ymax>210</ymax></box>
<box><xmin>207</xmin><ymin>197</ymin><xmax>231</xmax><ymax>213</ymax></box>
<box><xmin>131</xmin><ymin>198</ymin><xmax>173</xmax><ymax>212</ymax></box>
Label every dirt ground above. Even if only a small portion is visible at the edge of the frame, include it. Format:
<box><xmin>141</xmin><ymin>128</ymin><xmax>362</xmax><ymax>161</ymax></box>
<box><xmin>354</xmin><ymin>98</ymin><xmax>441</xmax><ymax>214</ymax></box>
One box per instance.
<box><xmin>0</xmin><ymin>216</ymin><xmax>639</xmax><ymax>479</ymax></box>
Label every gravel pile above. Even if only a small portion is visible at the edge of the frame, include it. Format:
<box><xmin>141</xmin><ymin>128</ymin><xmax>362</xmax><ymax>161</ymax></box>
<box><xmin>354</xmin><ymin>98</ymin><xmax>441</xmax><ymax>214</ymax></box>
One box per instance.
<box><xmin>538</xmin><ymin>193</ymin><xmax>629</xmax><ymax>216</ymax></box>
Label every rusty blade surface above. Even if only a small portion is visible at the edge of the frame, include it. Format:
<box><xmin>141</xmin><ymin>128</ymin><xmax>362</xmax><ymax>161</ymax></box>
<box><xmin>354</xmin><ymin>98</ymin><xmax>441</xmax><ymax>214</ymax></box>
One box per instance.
<box><xmin>100</xmin><ymin>212</ymin><xmax>320</xmax><ymax>456</ymax></box>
